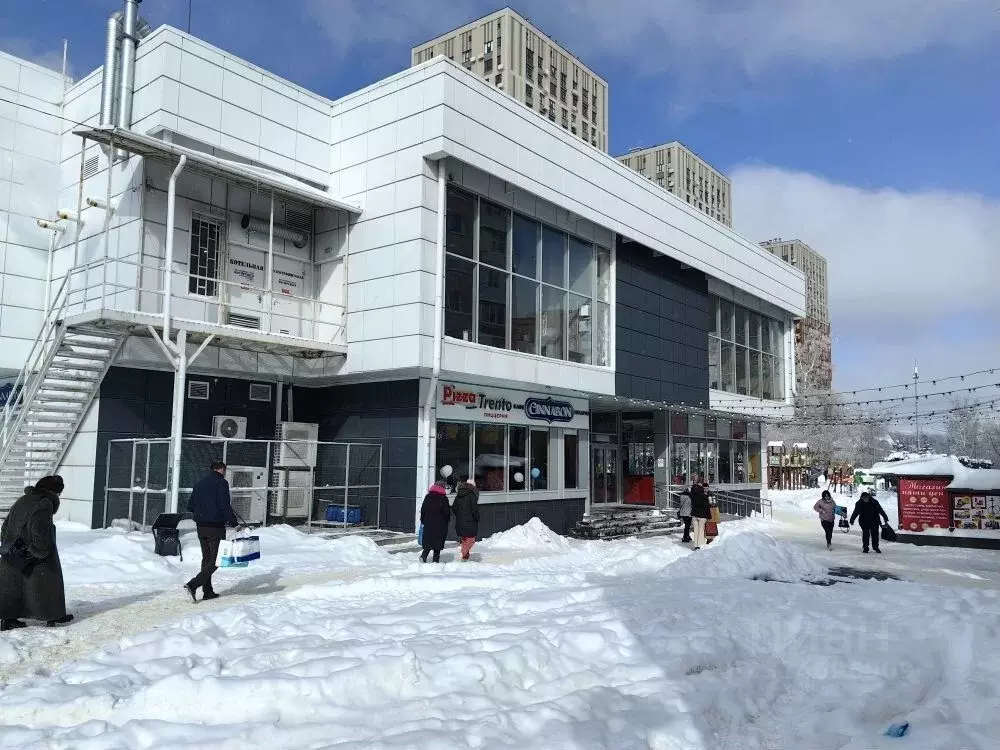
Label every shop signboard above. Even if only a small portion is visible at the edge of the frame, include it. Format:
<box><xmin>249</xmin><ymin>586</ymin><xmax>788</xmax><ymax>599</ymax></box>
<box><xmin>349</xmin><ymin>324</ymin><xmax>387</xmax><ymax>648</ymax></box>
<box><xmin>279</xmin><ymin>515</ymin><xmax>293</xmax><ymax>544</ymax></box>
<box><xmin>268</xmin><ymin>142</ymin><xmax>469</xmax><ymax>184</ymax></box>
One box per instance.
<box><xmin>897</xmin><ymin>477</ymin><xmax>951</xmax><ymax>532</ymax></box>
<box><xmin>438</xmin><ymin>383</ymin><xmax>588</xmax><ymax>430</ymax></box>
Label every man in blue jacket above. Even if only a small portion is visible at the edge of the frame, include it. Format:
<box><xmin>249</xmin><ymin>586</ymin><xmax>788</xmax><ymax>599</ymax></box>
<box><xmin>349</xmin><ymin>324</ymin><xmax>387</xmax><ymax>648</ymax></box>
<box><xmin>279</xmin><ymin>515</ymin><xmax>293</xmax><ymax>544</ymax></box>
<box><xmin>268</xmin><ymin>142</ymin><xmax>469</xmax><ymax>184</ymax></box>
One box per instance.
<box><xmin>184</xmin><ymin>462</ymin><xmax>239</xmax><ymax>602</ymax></box>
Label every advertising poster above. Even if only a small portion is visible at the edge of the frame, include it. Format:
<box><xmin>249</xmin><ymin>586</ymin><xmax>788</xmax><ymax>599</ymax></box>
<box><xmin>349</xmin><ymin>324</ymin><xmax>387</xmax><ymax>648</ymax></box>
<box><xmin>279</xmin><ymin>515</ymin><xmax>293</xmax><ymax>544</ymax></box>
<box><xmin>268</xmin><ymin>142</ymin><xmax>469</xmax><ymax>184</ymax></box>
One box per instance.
<box><xmin>897</xmin><ymin>478</ymin><xmax>951</xmax><ymax>532</ymax></box>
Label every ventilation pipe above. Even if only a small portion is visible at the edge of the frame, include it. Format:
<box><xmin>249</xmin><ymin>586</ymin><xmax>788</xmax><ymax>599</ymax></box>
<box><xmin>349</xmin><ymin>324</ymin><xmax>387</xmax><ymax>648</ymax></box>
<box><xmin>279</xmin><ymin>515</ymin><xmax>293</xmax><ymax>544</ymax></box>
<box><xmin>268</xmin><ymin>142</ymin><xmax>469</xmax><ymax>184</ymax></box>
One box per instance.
<box><xmin>116</xmin><ymin>0</ymin><xmax>151</xmax><ymax>134</ymax></box>
<box><xmin>99</xmin><ymin>12</ymin><xmax>123</xmax><ymax>128</ymax></box>
<box><xmin>241</xmin><ymin>214</ymin><xmax>308</xmax><ymax>248</ymax></box>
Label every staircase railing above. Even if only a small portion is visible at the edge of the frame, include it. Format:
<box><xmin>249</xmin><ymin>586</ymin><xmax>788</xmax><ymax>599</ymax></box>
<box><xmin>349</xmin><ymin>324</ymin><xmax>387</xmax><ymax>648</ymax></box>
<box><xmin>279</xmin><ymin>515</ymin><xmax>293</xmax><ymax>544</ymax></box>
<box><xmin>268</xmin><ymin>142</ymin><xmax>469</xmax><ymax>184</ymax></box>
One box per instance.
<box><xmin>0</xmin><ymin>272</ymin><xmax>73</xmax><ymax>467</ymax></box>
<box><xmin>656</xmin><ymin>483</ymin><xmax>772</xmax><ymax>520</ymax></box>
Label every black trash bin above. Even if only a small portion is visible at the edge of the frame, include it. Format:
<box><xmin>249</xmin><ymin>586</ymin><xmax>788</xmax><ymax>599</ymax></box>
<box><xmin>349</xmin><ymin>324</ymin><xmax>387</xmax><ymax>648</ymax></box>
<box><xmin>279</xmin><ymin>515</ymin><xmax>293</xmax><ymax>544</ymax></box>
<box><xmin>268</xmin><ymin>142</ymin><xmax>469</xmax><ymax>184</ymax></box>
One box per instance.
<box><xmin>151</xmin><ymin>513</ymin><xmax>186</xmax><ymax>560</ymax></box>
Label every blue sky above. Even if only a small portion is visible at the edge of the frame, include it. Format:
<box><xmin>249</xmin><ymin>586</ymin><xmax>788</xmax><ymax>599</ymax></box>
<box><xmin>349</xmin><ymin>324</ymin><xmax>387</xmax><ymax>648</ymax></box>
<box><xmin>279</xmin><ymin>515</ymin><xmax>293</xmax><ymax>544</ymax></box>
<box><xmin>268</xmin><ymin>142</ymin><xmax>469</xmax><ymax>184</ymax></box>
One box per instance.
<box><xmin>3</xmin><ymin>0</ymin><xmax>1000</xmax><ymax>395</ymax></box>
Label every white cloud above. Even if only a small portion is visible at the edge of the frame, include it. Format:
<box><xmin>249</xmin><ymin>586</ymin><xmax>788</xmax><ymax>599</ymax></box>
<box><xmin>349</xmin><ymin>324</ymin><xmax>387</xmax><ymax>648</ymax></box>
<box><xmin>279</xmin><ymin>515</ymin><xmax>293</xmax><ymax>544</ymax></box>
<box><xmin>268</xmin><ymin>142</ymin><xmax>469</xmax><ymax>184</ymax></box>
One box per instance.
<box><xmin>731</xmin><ymin>166</ymin><xmax>1000</xmax><ymax>390</ymax></box>
<box><xmin>304</xmin><ymin>0</ymin><xmax>1000</xmax><ymax>74</ymax></box>
<box><xmin>0</xmin><ymin>38</ymin><xmax>66</xmax><ymax>75</ymax></box>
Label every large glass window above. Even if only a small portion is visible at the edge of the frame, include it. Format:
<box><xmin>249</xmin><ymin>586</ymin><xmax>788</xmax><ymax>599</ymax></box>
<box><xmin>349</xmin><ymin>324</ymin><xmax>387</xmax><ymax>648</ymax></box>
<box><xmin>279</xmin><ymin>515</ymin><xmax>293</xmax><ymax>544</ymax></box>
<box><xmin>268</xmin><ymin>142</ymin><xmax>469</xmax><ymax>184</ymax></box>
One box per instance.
<box><xmin>670</xmin><ymin>412</ymin><xmax>762</xmax><ymax>487</ymax></box>
<box><xmin>512</xmin><ymin>215</ymin><xmax>537</xmax><ymax>277</ymax></box>
<box><xmin>567</xmin><ymin>294</ymin><xmax>591</xmax><ymax>364</ymax></box>
<box><xmin>541</xmin><ymin>226</ymin><xmax>566</xmax><ymax>287</ymax></box>
<box><xmin>444</xmin><ymin>255</ymin><xmax>474</xmax><ymax>340</ymax></box>
<box><xmin>718</xmin><ymin>439</ymin><xmax>732</xmax><ymax>484</ymax></box>
<box><xmin>530</xmin><ymin>429</ymin><xmax>550</xmax><ymax>489</ymax></box>
<box><xmin>479</xmin><ymin>200</ymin><xmax>509</xmax><ymax>269</ymax></box>
<box><xmin>478</xmin><ymin>266</ymin><xmax>507</xmax><ymax>348</ymax></box>
<box><xmin>446</xmin><ymin>188</ymin><xmax>475</xmax><ymax>258</ymax></box>
<box><xmin>511</xmin><ymin>276</ymin><xmax>538</xmax><ymax>354</ymax></box>
<box><xmin>474</xmin><ymin>424</ymin><xmax>506</xmax><ymax>491</ymax></box>
<box><xmin>540</xmin><ymin>285</ymin><xmax>565</xmax><ymax>359</ymax></box>
<box><xmin>444</xmin><ymin>188</ymin><xmax>610</xmax><ymax>365</ymax></box>
<box><xmin>709</xmin><ymin>295</ymin><xmax>786</xmax><ymax>401</ymax></box>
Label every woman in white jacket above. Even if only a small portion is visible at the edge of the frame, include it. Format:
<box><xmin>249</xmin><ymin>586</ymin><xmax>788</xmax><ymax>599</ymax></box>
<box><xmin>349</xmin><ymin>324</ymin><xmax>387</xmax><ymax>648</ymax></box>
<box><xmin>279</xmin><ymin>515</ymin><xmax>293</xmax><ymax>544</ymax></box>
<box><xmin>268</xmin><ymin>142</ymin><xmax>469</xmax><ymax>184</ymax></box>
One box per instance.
<box><xmin>678</xmin><ymin>490</ymin><xmax>693</xmax><ymax>543</ymax></box>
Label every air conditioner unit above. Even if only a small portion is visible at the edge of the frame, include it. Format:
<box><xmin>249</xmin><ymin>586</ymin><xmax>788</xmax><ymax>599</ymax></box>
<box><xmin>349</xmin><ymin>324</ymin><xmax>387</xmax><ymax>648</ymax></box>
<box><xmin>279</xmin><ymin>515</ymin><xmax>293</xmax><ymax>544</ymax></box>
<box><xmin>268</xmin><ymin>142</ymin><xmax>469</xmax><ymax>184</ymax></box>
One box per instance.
<box><xmin>269</xmin><ymin>468</ymin><xmax>312</xmax><ymax>518</ymax></box>
<box><xmin>212</xmin><ymin>415</ymin><xmax>247</xmax><ymax>439</ymax></box>
<box><xmin>275</xmin><ymin>421</ymin><xmax>319</xmax><ymax>468</ymax></box>
<box><xmin>227</xmin><ymin>466</ymin><xmax>267</xmax><ymax>524</ymax></box>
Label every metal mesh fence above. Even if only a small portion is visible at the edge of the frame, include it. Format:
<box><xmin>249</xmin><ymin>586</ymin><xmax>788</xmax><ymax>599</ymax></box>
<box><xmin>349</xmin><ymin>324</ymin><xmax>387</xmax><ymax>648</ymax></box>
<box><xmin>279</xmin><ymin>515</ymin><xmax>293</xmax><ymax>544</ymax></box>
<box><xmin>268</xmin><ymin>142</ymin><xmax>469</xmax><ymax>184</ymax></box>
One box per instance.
<box><xmin>104</xmin><ymin>437</ymin><xmax>382</xmax><ymax>532</ymax></box>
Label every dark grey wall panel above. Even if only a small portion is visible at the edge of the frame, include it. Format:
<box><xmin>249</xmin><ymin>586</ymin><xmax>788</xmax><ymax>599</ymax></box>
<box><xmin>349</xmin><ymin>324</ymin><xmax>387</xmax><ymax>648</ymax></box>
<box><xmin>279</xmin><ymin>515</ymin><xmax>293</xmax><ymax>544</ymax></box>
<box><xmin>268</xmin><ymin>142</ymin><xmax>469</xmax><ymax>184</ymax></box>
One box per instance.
<box><xmin>615</xmin><ymin>240</ymin><xmax>710</xmax><ymax>406</ymax></box>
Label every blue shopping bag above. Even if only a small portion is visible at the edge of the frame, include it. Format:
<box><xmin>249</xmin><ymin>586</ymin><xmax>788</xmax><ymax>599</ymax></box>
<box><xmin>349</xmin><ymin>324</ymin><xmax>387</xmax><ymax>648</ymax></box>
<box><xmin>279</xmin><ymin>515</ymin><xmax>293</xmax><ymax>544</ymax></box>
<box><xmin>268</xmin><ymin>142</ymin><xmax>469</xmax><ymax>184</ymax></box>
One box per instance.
<box><xmin>216</xmin><ymin>534</ymin><xmax>260</xmax><ymax>568</ymax></box>
<box><xmin>417</xmin><ymin>523</ymin><xmax>424</xmax><ymax>547</ymax></box>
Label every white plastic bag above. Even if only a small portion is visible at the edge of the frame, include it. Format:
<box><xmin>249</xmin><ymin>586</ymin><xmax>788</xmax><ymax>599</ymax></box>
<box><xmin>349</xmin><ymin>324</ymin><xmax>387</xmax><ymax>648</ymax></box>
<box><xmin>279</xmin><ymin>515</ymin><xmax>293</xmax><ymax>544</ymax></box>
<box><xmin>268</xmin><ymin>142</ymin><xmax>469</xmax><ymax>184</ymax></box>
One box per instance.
<box><xmin>216</xmin><ymin>533</ymin><xmax>260</xmax><ymax>568</ymax></box>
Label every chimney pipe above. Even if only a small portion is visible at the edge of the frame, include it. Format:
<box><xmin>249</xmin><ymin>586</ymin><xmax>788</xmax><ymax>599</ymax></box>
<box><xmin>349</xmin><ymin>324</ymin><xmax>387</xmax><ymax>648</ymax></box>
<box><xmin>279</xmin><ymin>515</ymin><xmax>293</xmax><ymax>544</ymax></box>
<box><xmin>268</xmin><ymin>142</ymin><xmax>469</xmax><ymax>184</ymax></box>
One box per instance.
<box><xmin>99</xmin><ymin>12</ymin><xmax>123</xmax><ymax>128</ymax></box>
<box><xmin>116</xmin><ymin>0</ymin><xmax>141</xmax><ymax>134</ymax></box>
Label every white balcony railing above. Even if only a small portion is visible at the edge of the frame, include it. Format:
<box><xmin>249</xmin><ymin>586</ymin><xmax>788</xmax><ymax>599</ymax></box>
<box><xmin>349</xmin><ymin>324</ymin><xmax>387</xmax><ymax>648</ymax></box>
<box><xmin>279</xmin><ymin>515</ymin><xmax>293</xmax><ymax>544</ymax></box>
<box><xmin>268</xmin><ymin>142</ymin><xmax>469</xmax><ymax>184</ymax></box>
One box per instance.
<box><xmin>61</xmin><ymin>257</ymin><xmax>346</xmax><ymax>347</ymax></box>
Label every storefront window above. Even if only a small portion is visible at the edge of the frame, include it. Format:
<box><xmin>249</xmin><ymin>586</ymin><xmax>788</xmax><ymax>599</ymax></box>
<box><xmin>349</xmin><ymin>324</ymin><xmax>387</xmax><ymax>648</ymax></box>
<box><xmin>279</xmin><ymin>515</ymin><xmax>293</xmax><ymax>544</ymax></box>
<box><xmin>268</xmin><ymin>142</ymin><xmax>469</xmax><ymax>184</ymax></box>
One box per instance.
<box><xmin>511</xmin><ymin>276</ymin><xmax>538</xmax><ymax>354</ymax></box>
<box><xmin>749</xmin><ymin>350</ymin><xmax>761</xmax><ymax>399</ymax></box>
<box><xmin>474</xmin><ymin>424</ymin><xmax>506</xmax><ymax>491</ymax></box>
<box><xmin>565</xmin><ymin>431</ymin><xmax>579</xmax><ymax>490</ymax></box>
<box><xmin>530</xmin><ymin>429</ymin><xmax>549</xmax><ymax>489</ymax></box>
<box><xmin>509</xmin><ymin>426</ymin><xmax>527</xmax><ymax>490</ymax></box>
<box><xmin>721</xmin><ymin>342</ymin><xmax>735</xmax><ymax>392</ymax></box>
<box><xmin>688</xmin><ymin>415</ymin><xmax>705</xmax><ymax>437</ymax></box>
<box><xmin>708</xmin><ymin>338</ymin><xmax>721</xmax><ymax>390</ymax></box>
<box><xmin>567</xmin><ymin>293</ymin><xmax>592</xmax><ymax>364</ymax></box>
<box><xmin>716</xmin><ymin>418</ymin><xmax>731</xmax><ymax>439</ymax></box>
<box><xmin>444</xmin><ymin>256</ymin><xmax>474</xmax><ymax>341</ymax></box>
<box><xmin>436</xmin><ymin>422</ymin><xmax>470</xmax><ymax>491</ymax></box>
<box><xmin>718</xmin><ymin>439</ymin><xmax>732</xmax><ymax>484</ymax></box>
<box><xmin>762</xmin><ymin>354</ymin><xmax>774</xmax><ymax>400</ymax></box>
<box><xmin>443</xmin><ymin>187</ymin><xmax>610</xmax><ymax>366</ymax></box>
<box><xmin>689</xmin><ymin>440</ymin><xmax>704</xmax><ymax>483</ymax></box>
<box><xmin>671</xmin><ymin>438</ymin><xmax>688</xmax><ymax>484</ymax></box>
<box><xmin>748</xmin><ymin>442</ymin><xmax>761</xmax><ymax>483</ymax></box>
<box><xmin>478</xmin><ymin>267</ymin><xmax>508</xmax><ymax>348</ymax></box>
<box><xmin>702</xmin><ymin>441</ymin><xmax>716</xmax><ymax>484</ymax></box>
<box><xmin>736</xmin><ymin>345</ymin><xmax>748</xmax><ymax>395</ymax></box>
<box><xmin>709</xmin><ymin>295</ymin><xmax>786</xmax><ymax>401</ymax></box>
<box><xmin>540</xmin><ymin>285</ymin><xmax>565</xmax><ymax>359</ymax></box>
<box><xmin>479</xmin><ymin>200</ymin><xmax>509</xmax><ymax>269</ymax></box>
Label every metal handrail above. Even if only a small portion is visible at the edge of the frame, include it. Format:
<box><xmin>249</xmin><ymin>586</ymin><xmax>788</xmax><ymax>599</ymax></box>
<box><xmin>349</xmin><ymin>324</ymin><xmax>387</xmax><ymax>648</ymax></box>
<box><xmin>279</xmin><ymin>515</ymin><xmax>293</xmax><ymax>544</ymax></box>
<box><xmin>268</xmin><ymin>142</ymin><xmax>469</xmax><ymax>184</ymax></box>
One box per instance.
<box><xmin>0</xmin><ymin>269</ymin><xmax>74</xmax><ymax>463</ymax></box>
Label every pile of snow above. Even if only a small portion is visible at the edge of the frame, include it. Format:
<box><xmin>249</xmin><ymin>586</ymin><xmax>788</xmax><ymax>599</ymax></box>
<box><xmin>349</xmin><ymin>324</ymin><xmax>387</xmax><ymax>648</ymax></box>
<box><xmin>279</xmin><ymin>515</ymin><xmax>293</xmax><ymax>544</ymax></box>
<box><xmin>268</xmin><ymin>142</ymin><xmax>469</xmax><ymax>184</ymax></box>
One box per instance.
<box><xmin>480</xmin><ymin>516</ymin><xmax>572</xmax><ymax>552</ymax></box>
<box><xmin>668</xmin><ymin>530</ymin><xmax>828</xmax><ymax>582</ymax></box>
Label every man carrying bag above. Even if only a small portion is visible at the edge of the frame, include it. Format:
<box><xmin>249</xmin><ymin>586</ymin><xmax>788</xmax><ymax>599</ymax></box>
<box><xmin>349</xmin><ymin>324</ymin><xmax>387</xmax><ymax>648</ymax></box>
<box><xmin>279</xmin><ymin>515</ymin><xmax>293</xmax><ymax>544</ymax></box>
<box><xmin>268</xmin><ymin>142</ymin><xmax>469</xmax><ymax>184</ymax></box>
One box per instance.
<box><xmin>184</xmin><ymin>462</ymin><xmax>240</xmax><ymax>602</ymax></box>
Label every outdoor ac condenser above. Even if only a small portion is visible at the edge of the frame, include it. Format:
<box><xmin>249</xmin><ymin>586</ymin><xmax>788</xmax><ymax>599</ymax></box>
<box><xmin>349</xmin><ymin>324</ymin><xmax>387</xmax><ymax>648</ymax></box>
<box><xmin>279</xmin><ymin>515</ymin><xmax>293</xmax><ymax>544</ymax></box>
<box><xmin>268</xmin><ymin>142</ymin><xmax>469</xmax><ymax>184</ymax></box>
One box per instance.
<box><xmin>226</xmin><ymin>466</ymin><xmax>267</xmax><ymax>524</ymax></box>
<box><xmin>212</xmin><ymin>415</ymin><xmax>247</xmax><ymax>440</ymax></box>
<box><xmin>274</xmin><ymin>421</ymin><xmax>319</xmax><ymax>468</ymax></box>
<box><xmin>269</xmin><ymin>468</ymin><xmax>312</xmax><ymax>518</ymax></box>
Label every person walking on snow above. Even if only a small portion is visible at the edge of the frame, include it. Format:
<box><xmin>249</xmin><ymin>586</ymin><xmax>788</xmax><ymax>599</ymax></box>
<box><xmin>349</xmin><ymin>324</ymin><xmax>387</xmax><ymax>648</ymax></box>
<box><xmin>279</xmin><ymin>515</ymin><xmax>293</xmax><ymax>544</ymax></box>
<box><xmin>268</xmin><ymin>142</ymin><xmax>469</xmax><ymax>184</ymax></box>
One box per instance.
<box><xmin>0</xmin><ymin>476</ymin><xmax>73</xmax><ymax>631</ymax></box>
<box><xmin>452</xmin><ymin>475</ymin><xmax>480</xmax><ymax>561</ymax></box>
<box><xmin>420</xmin><ymin>480</ymin><xmax>451</xmax><ymax>563</ymax></box>
<box><xmin>689</xmin><ymin>482</ymin><xmax>711</xmax><ymax>550</ymax></box>
<box><xmin>184</xmin><ymin>462</ymin><xmax>239</xmax><ymax>602</ymax></box>
<box><xmin>850</xmin><ymin>491</ymin><xmax>890</xmax><ymax>554</ymax></box>
<box><xmin>678</xmin><ymin>488</ymin><xmax>693</xmax><ymax>543</ymax></box>
<box><xmin>813</xmin><ymin>489</ymin><xmax>837</xmax><ymax>550</ymax></box>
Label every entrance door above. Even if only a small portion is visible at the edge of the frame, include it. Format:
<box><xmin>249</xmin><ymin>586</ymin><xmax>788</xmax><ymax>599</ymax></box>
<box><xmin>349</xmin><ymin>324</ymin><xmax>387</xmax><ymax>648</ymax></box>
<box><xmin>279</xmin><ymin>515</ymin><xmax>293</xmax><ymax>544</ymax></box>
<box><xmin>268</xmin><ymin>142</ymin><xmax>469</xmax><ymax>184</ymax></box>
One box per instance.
<box><xmin>591</xmin><ymin>445</ymin><xmax>619</xmax><ymax>504</ymax></box>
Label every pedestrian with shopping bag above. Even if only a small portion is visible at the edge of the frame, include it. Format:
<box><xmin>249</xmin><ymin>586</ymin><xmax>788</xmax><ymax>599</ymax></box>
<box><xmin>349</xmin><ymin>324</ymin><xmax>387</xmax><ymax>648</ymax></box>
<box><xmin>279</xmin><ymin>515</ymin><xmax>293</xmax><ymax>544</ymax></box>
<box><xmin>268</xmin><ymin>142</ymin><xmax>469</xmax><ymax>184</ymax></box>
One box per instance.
<box><xmin>705</xmin><ymin>485</ymin><xmax>720</xmax><ymax>544</ymax></box>
<box><xmin>689</xmin><ymin>482</ymin><xmax>711</xmax><ymax>550</ymax></box>
<box><xmin>849</xmin><ymin>491</ymin><xmax>890</xmax><ymax>554</ymax></box>
<box><xmin>184</xmin><ymin>462</ymin><xmax>240</xmax><ymax>602</ymax></box>
<box><xmin>452</xmin><ymin>475</ymin><xmax>480</xmax><ymax>561</ymax></box>
<box><xmin>0</xmin><ymin>476</ymin><xmax>73</xmax><ymax>631</ymax></box>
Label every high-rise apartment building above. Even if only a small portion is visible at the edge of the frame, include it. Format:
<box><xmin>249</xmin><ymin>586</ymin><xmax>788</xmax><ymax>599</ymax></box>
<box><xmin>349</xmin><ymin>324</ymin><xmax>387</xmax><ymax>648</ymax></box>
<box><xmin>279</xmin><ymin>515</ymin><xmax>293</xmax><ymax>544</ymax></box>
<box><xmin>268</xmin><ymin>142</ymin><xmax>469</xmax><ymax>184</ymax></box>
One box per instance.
<box><xmin>617</xmin><ymin>142</ymin><xmax>732</xmax><ymax>226</ymax></box>
<box><xmin>760</xmin><ymin>239</ymin><xmax>832</xmax><ymax>392</ymax></box>
<box><xmin>411</xmin><ymin>7</ymin><xmax>609</xmax><ymax>152</ymax></box>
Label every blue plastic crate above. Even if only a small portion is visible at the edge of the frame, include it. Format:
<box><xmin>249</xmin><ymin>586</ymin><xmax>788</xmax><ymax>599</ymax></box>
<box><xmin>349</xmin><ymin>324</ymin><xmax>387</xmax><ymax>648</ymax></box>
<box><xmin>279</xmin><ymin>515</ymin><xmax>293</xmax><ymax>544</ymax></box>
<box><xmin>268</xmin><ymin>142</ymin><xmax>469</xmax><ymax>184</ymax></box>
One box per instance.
<box><xmin>325</xmin><ymin>504</ymin><xmax>363</xmax><ymax>524</ymax></box>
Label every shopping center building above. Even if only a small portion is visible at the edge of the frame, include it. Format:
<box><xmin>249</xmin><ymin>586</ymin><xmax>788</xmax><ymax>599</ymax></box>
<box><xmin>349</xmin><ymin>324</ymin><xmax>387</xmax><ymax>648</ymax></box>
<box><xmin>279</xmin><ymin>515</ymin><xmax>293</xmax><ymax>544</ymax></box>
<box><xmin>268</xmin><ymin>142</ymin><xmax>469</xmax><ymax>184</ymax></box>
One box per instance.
<box><xmin>0</xmin><ymin>6</ymin><xmax>804</xmax><ymax>535</ymax></box>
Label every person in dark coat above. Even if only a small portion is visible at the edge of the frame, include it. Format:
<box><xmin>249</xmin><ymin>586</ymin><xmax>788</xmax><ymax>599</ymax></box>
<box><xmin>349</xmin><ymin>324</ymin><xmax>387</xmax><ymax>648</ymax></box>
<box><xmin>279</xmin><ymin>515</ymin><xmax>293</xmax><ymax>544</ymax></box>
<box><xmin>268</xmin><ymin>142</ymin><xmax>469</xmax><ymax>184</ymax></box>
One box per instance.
<box><xmin>689</xmin><ymin>482</ymin><xmax>711</xmax><ymax>550</ymax></box>
<box><xmin>0</xmin><ymin>476</ymin><xmax>72</xmax><ymax>630</ymax></box>
<box><xmin>849</xmin><ymin>491</ymin><xmax>890</xmax><ymax>553</ymax></box>
<box><xmin>452</xmin><ymin>476</ymin><xmax>480</xmax><ymax>561</ymax></box>
<box><xmin>419</xmin><ymin>480</ymin><xmax>451</xmax><ymax>563</ymax></box>
<box><xmin>184</xmin><ymin>462</ymin><xmax>239</xmax><ymax>602</ymax></box>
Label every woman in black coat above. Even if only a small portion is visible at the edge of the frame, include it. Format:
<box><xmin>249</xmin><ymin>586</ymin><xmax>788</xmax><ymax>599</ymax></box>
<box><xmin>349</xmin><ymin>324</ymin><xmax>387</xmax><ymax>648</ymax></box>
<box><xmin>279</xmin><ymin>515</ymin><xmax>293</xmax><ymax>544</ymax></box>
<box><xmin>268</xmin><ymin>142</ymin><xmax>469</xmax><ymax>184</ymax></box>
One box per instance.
<box><xmin>0</xmin><ymin>475</ymin><xmax>73</xmax><ymax>630</ymax></box>
<box><xmin>419</xmin><ymin>480</ymin><xmax>451</xmax><ymax>563</ymax></box>
<box><xmin>689</xmin><ymin>483</ymin><xmax>711</xmax><ymax>550</ymax></box>
<box><xmin>451</xmin><ymin>477</ymin><xmax>480</xmax><ymax>561</ymax></box>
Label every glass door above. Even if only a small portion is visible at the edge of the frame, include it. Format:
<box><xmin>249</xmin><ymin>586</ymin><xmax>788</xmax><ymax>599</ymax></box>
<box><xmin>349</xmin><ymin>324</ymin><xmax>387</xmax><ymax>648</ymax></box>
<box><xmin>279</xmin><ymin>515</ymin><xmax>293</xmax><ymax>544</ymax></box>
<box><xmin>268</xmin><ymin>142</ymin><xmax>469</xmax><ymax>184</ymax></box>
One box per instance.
<box><xmin>591</xmin><ymin>445</ymin><xmax>618</xmax><ymax>504</ymax></box>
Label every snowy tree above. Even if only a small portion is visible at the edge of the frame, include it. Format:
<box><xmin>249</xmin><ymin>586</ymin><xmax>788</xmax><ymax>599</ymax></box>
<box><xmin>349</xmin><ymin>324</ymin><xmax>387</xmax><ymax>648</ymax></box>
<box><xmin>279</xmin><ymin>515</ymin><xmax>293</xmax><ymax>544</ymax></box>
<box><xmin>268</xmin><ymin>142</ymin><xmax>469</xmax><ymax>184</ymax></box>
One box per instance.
<box><xmin>793</xmin><ymin>320</ymin><xmax>832</xmax><ymax>401</ymax></box>
<box><xmin>946</xmin><ymin>399</ymin><xmax>984</xmax><ymax>458</ymax></box>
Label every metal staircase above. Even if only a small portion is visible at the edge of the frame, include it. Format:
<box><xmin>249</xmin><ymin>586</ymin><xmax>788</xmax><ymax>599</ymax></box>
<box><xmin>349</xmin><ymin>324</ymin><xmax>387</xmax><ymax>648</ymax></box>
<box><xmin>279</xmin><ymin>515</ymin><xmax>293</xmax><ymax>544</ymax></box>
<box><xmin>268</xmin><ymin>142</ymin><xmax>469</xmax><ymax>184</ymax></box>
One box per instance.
<box><xmin>0</xmin><ymin>276</ymin><xmax>126</xmax><ymax>513</ymax></box>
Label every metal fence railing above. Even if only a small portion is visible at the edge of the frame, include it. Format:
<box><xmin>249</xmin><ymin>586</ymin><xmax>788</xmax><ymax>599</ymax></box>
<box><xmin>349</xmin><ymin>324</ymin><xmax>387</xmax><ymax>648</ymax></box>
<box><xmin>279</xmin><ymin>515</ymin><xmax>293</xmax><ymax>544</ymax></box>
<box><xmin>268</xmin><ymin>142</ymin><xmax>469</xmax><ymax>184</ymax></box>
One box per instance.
<box><xmin>103</xmin><ymin>437</ymin><xmax>382</xmax><ymax>532</ymax></box>
<box><xmin>657</xmin><ymin>483</ymin><xmax>772</xmax><ymax>521</ymax></box>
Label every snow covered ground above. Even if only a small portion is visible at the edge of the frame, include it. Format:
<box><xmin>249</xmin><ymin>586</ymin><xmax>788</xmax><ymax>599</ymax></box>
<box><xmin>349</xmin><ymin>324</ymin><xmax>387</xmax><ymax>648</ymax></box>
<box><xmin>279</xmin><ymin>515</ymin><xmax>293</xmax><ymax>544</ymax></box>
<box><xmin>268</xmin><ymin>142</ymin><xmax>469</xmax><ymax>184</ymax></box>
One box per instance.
<box><xmin>3</xmin><ymin>509</ymin><xmax>1000</xmax><ymax>748</ymax></box>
